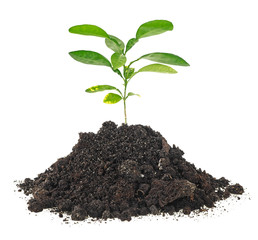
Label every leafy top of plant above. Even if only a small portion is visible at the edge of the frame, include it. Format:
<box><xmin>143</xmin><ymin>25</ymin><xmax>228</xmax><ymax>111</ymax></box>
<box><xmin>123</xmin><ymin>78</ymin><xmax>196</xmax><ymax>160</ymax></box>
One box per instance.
<box><xmin>69</xmin><ymin>20</ymin><xmax>189</xmax><ymax>124</ymax></box>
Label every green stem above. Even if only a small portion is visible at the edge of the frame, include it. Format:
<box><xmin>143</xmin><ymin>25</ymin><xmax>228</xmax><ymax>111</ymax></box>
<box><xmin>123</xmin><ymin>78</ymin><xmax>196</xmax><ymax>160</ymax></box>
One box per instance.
<box><xmin>123</xmin><ymin>80</ymin><xmax>128</xmax><ymax>124</ymax></box>
<box><xmin>128</xmin><ymin>58</ymin><xmax>139</xmax><ymax>68</ymax></box>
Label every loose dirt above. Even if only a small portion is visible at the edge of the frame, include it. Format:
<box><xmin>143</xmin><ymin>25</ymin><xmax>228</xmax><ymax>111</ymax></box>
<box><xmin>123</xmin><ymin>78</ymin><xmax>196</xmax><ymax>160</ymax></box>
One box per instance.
<box><xmin>17</xmin><ymin>121</ymin><xmax>244</xmax><ymax>221</ymax></box>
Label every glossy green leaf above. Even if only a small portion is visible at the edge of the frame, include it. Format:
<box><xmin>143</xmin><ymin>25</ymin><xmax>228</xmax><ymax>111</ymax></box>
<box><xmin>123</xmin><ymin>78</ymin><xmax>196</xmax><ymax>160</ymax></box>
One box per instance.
<box><xmin>137</xmin><ymin>64</ymin><xmax>177</xmax><ymax>74</ymax></box>
<box><xmin>86</xmin><ymin>85</ymin><xmax>118</xmax><ymax>93</ymax></box>
<box><xmin>136</xmin><ymin>20</ymin><xmax>173</xmax><ymax>39</ymax></box>
<box><xmin>105</xmin><ymin>35</ymin><xmax>125</xmax><ymax>53</ymax></box>
<box><xmin>125</xmin><ymin>38</ymin><xmax>138</xmax><ymax>53</ymax></box>
<box><xmin>111</xmin><ymin>53</ymin><xmax>127</xmax><ymax>70</ymax></box>
<box><xmin>69</xmin><ymin>24</ymin><xmax>110</xmax><ymax>38</ymax></box>
<box><xmin>127</xmin><ymin>92</ymin><xmax>141</xmax><ymax>98</ymax></box>
<box><xmin>103</xmin><ymin>93</ymin><xmax>122</xmax><ymax>104</ymax></box>
<box><xmin>69</xmin><ymin>50</ymin><xmax>111</xmax><ymax>67</ymax></box>
<box><xmin>136</xmin><ymin>52</ymin><xmax>190</xmax><ymax>66</ymax></box>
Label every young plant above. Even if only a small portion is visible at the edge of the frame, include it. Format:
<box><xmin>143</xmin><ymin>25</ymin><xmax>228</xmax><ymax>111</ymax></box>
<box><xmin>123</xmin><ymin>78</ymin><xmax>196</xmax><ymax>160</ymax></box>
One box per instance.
<box><xmin>69</xmin><ymin>20</ymin><xmax>189</xmax><ymax>124</ymax></box>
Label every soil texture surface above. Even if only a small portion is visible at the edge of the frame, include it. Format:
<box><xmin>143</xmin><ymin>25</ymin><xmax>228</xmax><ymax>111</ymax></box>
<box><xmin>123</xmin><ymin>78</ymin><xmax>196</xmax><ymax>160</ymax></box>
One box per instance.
<box><xmin>17</xmin><ymin>121</ymin><xmax>244</xmax><ymax>221</ymax></box>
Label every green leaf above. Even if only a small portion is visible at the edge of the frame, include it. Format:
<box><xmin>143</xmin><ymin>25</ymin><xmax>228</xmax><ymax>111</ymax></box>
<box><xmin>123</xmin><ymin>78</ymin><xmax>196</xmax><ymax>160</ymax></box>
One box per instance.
<box><xmin>69</xmin><ymin>24</ymin><xmax>110</xmax><ymax>39</ymax></box>
<box><xmin>137</xmin><ymin>64</ymin><xmax>177</xmax><ymax>74</ymax></box>
<box><xmin>127</xmin><ymin>92</ymin><xmax>141</xmax><ymax>98</ymax></box>
<box><xmin>137</xmin><ymin>52</ymin><xmax>190</xmax><ymax>66</ymax></box>
<box><xmin>113</xmin><ymin>68</ymin><xmax>123</xmax><ymax>78</ymax></box>
<box><xmin>69</xmin><ymin>50</ymin><xmax>111</xmax><ymax>67</ymax></box>
<box><xmin>105</xmin><ymin>35</ymin><xmax>125</xmax><ymax>53</ymax></box>
<box><xmin>111</xmin><ymin>53</ymin><xmax>127</xmax><ymax>70</ymax></box>
<box><xmin>125</xmin><ymin>38</ymin><xmax>138</xmax><ymax>53</ymax></box>
<box><xmin>103</xmin><ymin>93</ymin><xmax>122</xmax><ymax>104</ymax></box>
<box><xmin>136</xmin><ymin>20</ymin><xmax>173</xmax><ymax>39</ymax></box>
<box><xmin>86</xmin><ymin>85</ymin><xmax>118</xmax><ymax>93</ymax></box>
<box><xmin>124</xmin><ymin>67</ymin><xmax>135</xmax><ymax>79</ymax></box>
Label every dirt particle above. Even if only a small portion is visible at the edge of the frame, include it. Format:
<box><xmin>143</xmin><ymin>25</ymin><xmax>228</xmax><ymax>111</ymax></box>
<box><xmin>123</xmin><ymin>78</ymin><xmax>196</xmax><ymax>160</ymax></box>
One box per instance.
<box><xmin>28</xmin><ymin>199</ymin><xmax>43</xmax><ymax>213</ymax></box>
<box><xmin>227</xmin><ymin>184</ymin><xmax>244</xmax><ymax>195</ymax></box>
<box><xmin>149</xmin><ymin>205</ymin><xmax>159</xmax><ymax>215</ymax></box>
<box><xmin>102</xmin><ymin>210</ymin><xmax>110</xmax><ymax>220</ymax></box>
<box><xmin>183</xmin><ymin>206</ymin><xmax>191</xmax><ymax>215</ymax></box>
<box><xmin>71</xmin><ymin>206</ymin><xmax>86</xmax><ymax>221</ymax></box>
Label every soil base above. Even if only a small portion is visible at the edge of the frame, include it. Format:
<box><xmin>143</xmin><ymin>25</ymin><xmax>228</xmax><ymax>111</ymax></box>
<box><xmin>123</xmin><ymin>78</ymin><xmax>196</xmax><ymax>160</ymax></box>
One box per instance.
<box><xmin>18</xmin><ymin>121</ymin><xmax>244</xmax><ymax>221</ymax></box>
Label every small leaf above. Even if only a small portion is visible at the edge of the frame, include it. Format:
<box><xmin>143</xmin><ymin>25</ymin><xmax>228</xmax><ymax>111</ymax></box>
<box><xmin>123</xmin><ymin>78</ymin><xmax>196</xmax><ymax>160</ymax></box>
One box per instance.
<box><xmin>86</xmin><ymin>85</ymin><xmax>118</xmax><ymax>93</ymax></box>
<box><xmin>111</xmin><ymin>53</ymin><xmax>127</xmax><ymax>70</ymax></box>
<box><xmin>105</xmin><ymin>35</ymin><xmax>125</xmax><ymax>53</ymax></box>
<box><xmin>106</xmin><ymin>38</ymin><xmax>121</xmax><ymax>53</ymax></box>
<box><xmin>69</xmin><ymin>24</ymin><xmax>110</xmax><ymax>39</ymax></box>
<box><xmin>137</xmin><ymin>64</ymin><xmax>177</xmax><ymax>74</ymax></box>
<box><xmin>103</xmin><ymin>93</ymin><xmax>122</xmax><ymax>104</ymax></box>
<box><xmin>69</xmin><ymin>50</ymin><xmax>111</xmax><ymax>67</ymax></box>
<box><xmin>124</xmin><ymin>67</ymin><xmax>135</xmax><ymax>79</ymax></box>
<box><xmin>113</xmin><ymin>68</ymin><xmax>123</xmax><ymax>78</ymax></box>
<box><xmin>127</xmin><ymin>92</ymin><xmax>141</xmax><ymax>98</ymax></box>
<box><xmin>110</xmin><ymin>36</ymin><xmax>125</xmax><ymax>50</ymax></box>
<box><xmin>125</xmin><ymin>38</ymin><xmax>138</xmax><ymax>53</ymax></box>
<box><xmin>138</xmin><ymin>52</ymin><xmax>190</xmax><ymax>66</ymax></box>
<box><xmin>136</xmin><ymin>20</ymin><xmax>173</xmax><ymax>39</ymax></box>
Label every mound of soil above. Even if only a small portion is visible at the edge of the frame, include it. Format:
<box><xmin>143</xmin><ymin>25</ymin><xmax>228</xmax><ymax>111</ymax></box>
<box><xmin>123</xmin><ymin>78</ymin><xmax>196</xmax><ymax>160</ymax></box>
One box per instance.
<box><xmin>18</xmin><ymin>121</ymin><xmax>244</xmax><ymax>221</ymax></box>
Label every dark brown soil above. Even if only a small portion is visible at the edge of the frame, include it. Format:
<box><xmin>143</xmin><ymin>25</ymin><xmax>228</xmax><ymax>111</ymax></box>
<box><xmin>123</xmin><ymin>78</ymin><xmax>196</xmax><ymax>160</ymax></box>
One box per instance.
<box><xmin>17</xmin><ymin>121</ymin><xmax>244</xmax><ymax>221</ymax></box>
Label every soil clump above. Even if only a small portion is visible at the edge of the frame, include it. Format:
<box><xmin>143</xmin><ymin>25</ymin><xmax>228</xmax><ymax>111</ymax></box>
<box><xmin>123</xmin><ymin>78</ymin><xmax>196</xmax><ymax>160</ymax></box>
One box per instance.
<box><xmin>18</xmin><ymin>121</ymin><xmax>244</xmax><ymax>221</ymax></box>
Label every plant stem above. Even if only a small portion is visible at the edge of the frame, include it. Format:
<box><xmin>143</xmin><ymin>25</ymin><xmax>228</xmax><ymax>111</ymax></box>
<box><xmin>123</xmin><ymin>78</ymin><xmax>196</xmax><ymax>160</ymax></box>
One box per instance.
<box><xmin>123</xmin><ymin>98</ymin><xmax>127</xmax><ymax>124</ymax></box>
<box><xmin>123</xmin><ymin>80</ymin><xmax>128</xmax><ymax>124</ymax></box>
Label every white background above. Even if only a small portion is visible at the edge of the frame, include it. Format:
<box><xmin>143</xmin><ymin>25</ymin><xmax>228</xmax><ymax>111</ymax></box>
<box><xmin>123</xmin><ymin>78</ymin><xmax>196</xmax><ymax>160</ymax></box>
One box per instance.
<box><xmin>1</xmin><ymin>0</ymin><xmax>257</xmax><ymax>239</ymax></box>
